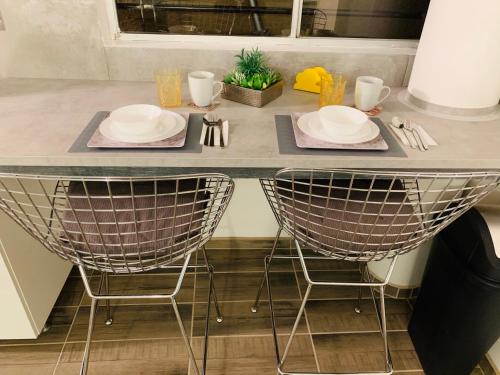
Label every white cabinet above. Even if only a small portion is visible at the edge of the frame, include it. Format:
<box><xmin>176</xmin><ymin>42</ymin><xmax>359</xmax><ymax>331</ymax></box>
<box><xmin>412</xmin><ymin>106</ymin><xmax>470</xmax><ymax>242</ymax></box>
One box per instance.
<box><xmin>0</xmin><ymin>210</ymin><xmax>71</xmax><ymax>339</ymax></box>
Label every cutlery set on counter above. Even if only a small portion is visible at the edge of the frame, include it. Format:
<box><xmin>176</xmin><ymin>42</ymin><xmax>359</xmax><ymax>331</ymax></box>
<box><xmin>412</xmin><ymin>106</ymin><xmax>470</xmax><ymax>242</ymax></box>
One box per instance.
<box><xmin>200</xmin><ymin>113</ymin><xmax>229</xmax><ymax>147</ymax></box>
<box><xmin>390</xmin><ymin>116</ymin><xmax>437</xmax><ymax>152</ymax></box>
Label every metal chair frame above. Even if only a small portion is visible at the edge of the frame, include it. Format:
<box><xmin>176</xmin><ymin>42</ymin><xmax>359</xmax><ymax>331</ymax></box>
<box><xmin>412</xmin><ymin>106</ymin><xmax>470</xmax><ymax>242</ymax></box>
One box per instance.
<box><xmin>0</xmin><ymin>172</ymin><xmax>235</xmax><ymax>375</ymax></box>
<box><xmin>78</xmin><ymin>249</ymin><xmax>216</xmax><ymax>375</ymax></box>
<box><xmin>265</xmin><ymin>243</ymin><xmax>398</xmax><ymax>375</ymax></box>
<box><xmin>252</xmin><ymin>168</ymin><xmax>500</xmax><ymax>375</ymax></box>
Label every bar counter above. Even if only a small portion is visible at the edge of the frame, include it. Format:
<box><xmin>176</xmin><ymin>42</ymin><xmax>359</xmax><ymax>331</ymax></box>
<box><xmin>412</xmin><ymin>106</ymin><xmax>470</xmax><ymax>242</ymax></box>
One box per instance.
<box><xmin>1</xmin><ymin>78</ymin><xmax>500</xmax><ymax>177</ymax></box>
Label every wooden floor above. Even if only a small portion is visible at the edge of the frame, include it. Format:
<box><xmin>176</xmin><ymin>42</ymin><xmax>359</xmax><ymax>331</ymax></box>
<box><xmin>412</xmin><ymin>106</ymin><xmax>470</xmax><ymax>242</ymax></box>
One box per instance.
<box><xmin>0</xmin><ymin>239</ymin><xmax>496</xmax><ymax>375</ymax></box>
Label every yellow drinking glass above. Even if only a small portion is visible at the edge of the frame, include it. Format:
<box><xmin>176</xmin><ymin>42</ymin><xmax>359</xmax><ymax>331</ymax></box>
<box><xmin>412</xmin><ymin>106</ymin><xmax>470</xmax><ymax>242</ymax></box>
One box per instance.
<box><xmin>155</xmin><ymin>69</ymin><xmax>182</xmax><ymax>108</ymax></box>
<box><xmin>319</xmin><ymin>72</ymin><xmax>347</xmax><ymax>107</ymax></box>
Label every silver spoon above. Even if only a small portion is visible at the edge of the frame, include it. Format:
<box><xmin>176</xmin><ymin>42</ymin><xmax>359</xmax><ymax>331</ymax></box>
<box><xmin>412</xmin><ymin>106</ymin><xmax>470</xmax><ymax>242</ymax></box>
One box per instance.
<box><xmin>391</xmin><ymin>116</ymin><xmax>416</xmax><ymax>148</ymax></box>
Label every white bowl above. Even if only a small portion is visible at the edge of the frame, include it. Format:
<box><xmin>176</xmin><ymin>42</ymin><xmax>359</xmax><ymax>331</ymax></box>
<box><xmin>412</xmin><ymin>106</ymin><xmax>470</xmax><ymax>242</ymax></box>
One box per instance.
<box><xmin>109</xmin><ymin>104</ymin><xmax>162</xmax><ymax>137</ymax></box>
<box><xmin>318</xmin><ymin>105</ymin><xmax>368</xmax><ymax>138</ymax></box>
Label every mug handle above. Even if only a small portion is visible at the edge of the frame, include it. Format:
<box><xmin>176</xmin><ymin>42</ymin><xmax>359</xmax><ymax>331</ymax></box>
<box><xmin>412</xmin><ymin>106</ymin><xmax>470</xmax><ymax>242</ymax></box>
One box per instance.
<box><xmin>375</xmin><ymin>86</ymin><xmax>391</xmax><ymax>106</ymax></box>
<box><xmin>212</xmin><ymin>81</ymin><xmax>223</xmax><ymax>102</ymax></box>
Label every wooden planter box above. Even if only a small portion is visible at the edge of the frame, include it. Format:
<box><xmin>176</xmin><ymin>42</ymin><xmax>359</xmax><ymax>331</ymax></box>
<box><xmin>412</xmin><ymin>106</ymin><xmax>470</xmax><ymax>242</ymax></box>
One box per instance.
<box><xmin>221</xmin><ymin>80</ymin><xmax>283</xmax><ymax>108</ymax></box>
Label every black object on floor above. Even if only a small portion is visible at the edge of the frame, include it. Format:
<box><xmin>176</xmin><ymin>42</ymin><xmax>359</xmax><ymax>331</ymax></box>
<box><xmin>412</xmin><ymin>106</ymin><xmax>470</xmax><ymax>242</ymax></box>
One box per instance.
<box><xmin>409</xmin><ymin>207</ymin><xmax>500</xmax><ymax>375</ymax></box>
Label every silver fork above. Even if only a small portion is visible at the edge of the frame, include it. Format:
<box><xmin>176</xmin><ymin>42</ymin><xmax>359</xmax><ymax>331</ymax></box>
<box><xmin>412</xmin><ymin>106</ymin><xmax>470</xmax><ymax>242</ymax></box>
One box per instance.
<box><xmin>403</xmin><ymin>120</ymin><xmax>427</xmax><ymax>151</ymax></box>
<box><xmin>203</xmin><ymin>113</ymin><xmax>222</xmax><ymax>147</ymax></box>
<box><xmin>406</xmin><ymin>120</ymin><xmax>429</xmax><ymax>150</ymax></box>
<box><xmin>203</xmin><ymin>113</ymin><xmax>215</xmax><ymax>146</ymax></box>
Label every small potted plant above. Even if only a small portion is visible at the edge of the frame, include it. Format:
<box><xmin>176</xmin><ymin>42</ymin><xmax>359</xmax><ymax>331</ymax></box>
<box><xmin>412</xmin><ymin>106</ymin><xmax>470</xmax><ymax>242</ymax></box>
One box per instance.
<box><xmin>222</xmin><ymin>48</ymin><xmax>283</xmax><ymax>108</ymax></box>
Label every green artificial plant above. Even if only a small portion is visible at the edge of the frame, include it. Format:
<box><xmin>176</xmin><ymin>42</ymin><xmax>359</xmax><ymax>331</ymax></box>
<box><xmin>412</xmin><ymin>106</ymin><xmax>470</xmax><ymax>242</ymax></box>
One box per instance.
<box><xmin>223</xmin><ymin>48</ymin><xmax>281</xmax><ymax>91</ymax></box>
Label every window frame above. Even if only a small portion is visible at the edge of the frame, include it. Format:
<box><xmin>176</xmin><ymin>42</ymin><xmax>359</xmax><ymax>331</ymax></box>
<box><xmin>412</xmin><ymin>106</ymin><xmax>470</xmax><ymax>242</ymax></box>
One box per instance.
<box><xmin>103</xmin><ymin>0</ymin><xmax>420</xmax><ymax>55</ymax></box>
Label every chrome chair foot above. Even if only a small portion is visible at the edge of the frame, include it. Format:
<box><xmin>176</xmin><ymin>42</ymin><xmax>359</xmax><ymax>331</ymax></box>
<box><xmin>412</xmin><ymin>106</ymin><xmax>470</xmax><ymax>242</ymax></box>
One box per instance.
<box><xmin>251</xmin><ymin>226</ymin><xmax>282</xmax><ymax>313</ymax></box>
<box><xmin>202</xmin><ymin>247</ymin><xmax>224</xmax><ymax>323</ymax></box>
<box><xmin>354</xmin><ymin>263</ymin><xmax>367</xmax><ymax>315</ymax></box>
<box><xmin>96</xmin><ymin>273</ymin><xmax>114</xmax><ymax>327</ymax></box>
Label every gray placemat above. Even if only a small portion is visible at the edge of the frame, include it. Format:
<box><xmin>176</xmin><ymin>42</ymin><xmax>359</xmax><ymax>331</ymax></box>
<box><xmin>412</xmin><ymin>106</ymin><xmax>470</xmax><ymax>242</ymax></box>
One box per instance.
<box><xmin>68</xmin><ymin>112</ymin><xmax>203</xmax><ymax>153</ymax></box>
<box><xmin>275</xmin><ymin>115</ymin><xmax>407</xmax><ymax>157</ymax></box>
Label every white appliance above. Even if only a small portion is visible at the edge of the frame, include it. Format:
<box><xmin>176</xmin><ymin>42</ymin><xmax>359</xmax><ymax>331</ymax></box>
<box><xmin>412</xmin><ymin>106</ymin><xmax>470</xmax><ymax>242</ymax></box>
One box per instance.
<box><xmin>408</xmin><ymin>0</ymin><xmax>500</xmax><ymax>113</ymax></box>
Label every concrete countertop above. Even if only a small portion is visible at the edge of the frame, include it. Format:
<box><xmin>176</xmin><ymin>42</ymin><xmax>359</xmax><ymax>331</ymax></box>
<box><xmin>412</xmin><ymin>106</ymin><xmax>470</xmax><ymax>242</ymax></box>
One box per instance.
<box><xmin>0</xmin><ymin>78</ymin><xmax>499</xmax><ymax>177</ymax></box>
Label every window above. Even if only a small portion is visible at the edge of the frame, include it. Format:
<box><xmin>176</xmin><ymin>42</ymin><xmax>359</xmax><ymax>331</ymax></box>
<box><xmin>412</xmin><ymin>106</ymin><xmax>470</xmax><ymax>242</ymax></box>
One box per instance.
<box><xmin>114</xmin><ymin>0</ymin><xmax>429</xmax><ymax>39</ymax></box>
<box><xmin>300</xmin><ymin>1</ymin><xmax>429</xmax><ymax>39</ymax></box>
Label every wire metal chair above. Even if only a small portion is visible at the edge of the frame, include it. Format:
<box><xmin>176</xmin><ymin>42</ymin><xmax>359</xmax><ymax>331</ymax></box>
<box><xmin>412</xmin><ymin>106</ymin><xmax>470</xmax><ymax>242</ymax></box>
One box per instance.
<box><xmin>0</xmin><ymin>172</ymin><xmax>234</xmax><ymax>375</ymax></box>
<box><xmin>301</xmin><ymin>8</ymin><xmax>328</xmax><ymax>35</ymax></box>
<box><xmin>148</xmin><ymin>0</ymin><xmax>243</xmax><ymax>35</ymax></box>
<box><xmin>252</xmin><ymin>168</ymin><xmax>500</xmax><ymax>375</ymax></box>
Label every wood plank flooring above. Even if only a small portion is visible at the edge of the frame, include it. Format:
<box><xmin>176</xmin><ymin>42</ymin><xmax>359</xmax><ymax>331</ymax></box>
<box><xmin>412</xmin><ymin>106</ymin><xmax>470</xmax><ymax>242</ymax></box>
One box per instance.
<box><xmin>0</xmin><ymin>239</ymin><xmax>496</xmax><ymax>375</ymax></box>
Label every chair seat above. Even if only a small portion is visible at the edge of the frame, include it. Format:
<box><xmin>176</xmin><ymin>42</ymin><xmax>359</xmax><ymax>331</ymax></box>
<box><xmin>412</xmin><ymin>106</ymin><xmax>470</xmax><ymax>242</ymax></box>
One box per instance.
<box><xmin>62</xmin><ymin>179</ymin><xmax>206</xmax><ymax>261</ymax></box>
<box><xmin>277</xmin><ymin>178</ymin><xmax>422</xmax><ymax>259</ymax></box>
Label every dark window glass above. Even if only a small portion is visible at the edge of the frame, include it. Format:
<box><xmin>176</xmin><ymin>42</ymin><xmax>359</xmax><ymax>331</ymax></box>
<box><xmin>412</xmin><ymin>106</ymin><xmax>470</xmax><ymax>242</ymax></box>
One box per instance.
<box><xmin>115</xmin><ymin>0</ymin><xmax>294</xmax><ymax>36</ymax></box>
<box><xmin>115</xmin><ymin>0</ymin><xmax>429</xmax><ymax>39</ymax></box>
<box><xmin>300</xmin><ymin>0</ymin><xmax>430</xmax><ymax>39</ymax></box>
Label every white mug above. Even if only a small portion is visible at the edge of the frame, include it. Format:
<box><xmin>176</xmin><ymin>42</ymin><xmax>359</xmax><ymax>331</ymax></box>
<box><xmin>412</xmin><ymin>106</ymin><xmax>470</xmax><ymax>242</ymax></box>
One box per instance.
<box><xmin>354</xmin><ymin>76</ymin><xmax>391</xmax><ymax>111</ymax></box>
<box><xmin>188</xmin><ymin>71</ymin><xmax>223</xmax><ymax>107</ymax></box>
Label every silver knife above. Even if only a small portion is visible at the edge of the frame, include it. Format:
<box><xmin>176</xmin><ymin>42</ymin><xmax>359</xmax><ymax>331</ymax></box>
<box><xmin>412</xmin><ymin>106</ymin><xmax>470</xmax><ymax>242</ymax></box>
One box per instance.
<box><xmin>200</xmin><ymin>118</ymin><xmax>208</xmax><ymax>145</ymax></box>
<box><xmin>414</xmin><ymin>125</ymin><xmax>429</xmax><ymax>150</ymax></box>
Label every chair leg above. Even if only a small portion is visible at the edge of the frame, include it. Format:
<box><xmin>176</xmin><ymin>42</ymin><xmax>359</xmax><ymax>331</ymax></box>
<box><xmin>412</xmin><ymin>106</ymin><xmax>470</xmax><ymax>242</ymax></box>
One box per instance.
<box><xmin>251</xmin><ymin>226</ymin><xmax>282</xmax><ymax>313</ymax></box>
<box><xmin>379</xmin><ymin>285</ymin><xmax>391</xmax><ymax>372</ymax></box>
<box><xmin>172</xmin><ymin>297</ymin><xmax>202</xmax><ymax>375</ymax></box>
<box><xmin>280</xmin><ymin>283</ymin><xmax>312</xmax><ymax>368</ymax></box>
<box><xmin>369</xmin><ymin>281</ymin><xmax>393</xmax><ymax>374</ymax></box>
<box><xmin>201</xmin><ymin>246</ymin><xmax>223</xmax><ymax>323</ymax></box>
<box><xmin>264</xmin><ymin>255</ymin><xmax>282</xmax><ymax>367</ymax></box>
<box><xmin>202</xmin><ymin>267</ymin><xmax>214</xmax><ymax>375</ymax></box>
<box><xmin>80</xmin><ymin>297</ymin><xmax>97</xmax><ymax>375</ymax></box>
<box><xmin>354</xmin><ymin>263</ymin><xmax>367</xmax><ymax>314</ymax></box>
<box><xmin>103</xmin><ymin>273</ymin><xmax>113</xmax><ymax>326</ymax></box>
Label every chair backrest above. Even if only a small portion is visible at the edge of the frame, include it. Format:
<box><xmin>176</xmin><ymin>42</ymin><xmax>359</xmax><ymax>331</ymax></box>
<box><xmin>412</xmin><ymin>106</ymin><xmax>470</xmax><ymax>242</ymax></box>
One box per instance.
<box><xmin>262</xmin><ymin>168</ymin><xmax>500</xmax><ymax>262</ymax></box>
<box><xmin>300</xmin><ymin>8</ymin><xmax>327</xmax><ymax>35</ymax></box>
<box><xmin>152</xmin><ymin>0</ymin><xmax>242</xmax><ymax>35</ymax></box>
<box><xmin>0</xmin><ymin>173</ymin><xmax>234</xmax><ymax>273</ymax></box>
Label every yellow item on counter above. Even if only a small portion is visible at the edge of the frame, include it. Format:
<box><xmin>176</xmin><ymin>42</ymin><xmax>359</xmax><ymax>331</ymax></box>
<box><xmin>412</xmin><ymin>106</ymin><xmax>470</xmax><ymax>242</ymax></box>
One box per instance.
<box><xmin>319</xmin><ymin>72</ymin><xmax>346</xmax><ymax>107</ymax></box>
<box><xmin>293</xmin><ymin>67</ymin><xmax>331</xmax><ymax>93</ymax></box>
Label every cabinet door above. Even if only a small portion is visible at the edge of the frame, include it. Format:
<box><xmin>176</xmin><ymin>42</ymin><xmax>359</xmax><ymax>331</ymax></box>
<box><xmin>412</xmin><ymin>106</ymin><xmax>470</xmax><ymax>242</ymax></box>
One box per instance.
<box><xmin>0</xmin><ymin>210</ymin><xmax>71</xmax><ymax>339</ymax></box>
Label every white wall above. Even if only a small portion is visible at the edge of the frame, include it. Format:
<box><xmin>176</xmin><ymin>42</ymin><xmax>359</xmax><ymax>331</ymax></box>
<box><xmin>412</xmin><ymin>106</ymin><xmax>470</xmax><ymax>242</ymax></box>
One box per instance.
<box><xmin>214</xmin><ymin>179</ymin><xmax>281</xmax><ymax>237</ymax></box>
<box><xmin>0</xmin><ymin>0</ymin><xmax>108</xmax><ymax>80</ymax></box>
<box><xmin>0</xmin><ymin>10</ymin><xmax>6</xmax><ymax>78</ymax></box>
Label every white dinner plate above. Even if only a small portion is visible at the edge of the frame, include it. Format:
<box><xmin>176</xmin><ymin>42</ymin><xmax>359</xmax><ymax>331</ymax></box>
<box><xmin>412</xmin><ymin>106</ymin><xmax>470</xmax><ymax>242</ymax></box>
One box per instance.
<box><xmin>100</xmin><ymin>110</ymin><xmax>186</xmax><ymax>143</ymax></box>
<box><xmin>297</xmin><ymin>111</ymin><xmax>380</xmax><ymax>144</ymax></box>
